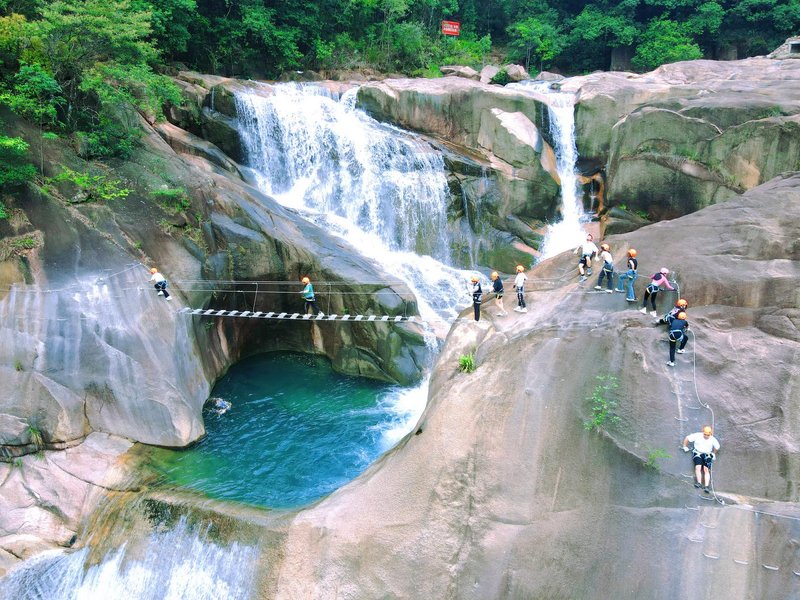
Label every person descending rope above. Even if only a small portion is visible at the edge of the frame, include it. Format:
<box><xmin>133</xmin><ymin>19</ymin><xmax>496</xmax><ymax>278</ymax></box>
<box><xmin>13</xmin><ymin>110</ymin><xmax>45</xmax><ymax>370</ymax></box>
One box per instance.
<box><xmin>639</xmin><ymin>267</ymin><xmax>674</xmax><ymax>317</ymax></box>
<box><xmin>574</xmin><ymin>233</ymin><xmax>599</xmax><ymax>282</ymax></box>
<box><xmin>594</xmin><ymin>243</ymin><xmax>614</xmax><ymax>293</ymax></box>
<box><xmin>490</xmin><ymin>271</ymin><xmax>507</xmax><ymax>316</ymax></box>
<box><xmin>666</xmin><ymin>310</ymin><xmax>689</xmax><ymax>367</ymax></box>
<box><xmin>682</xmin><ymin>426</ymin><xmax>720</xmax><ymax>493</ymax></box>
<box><xmin>470</xmin><ymin>275</ymin><xmax>483</xmax><ymax>321</ymax></box>
<box><xmin>513</xmin><ymin>265</ymin><xmax>528</xmax><ymax>313</ymax></box>
<box><xmin>615</xmin><ymin>249</ymin><xmax>638</xmax><ymax>301</ymax></box>
<box><xmin>149</xmin><ymin>267</ymin><xmax>172</xmax><ymax>301</ymax></box>
<box><xmin>300</xmin><ymin>276</ymin><xmax>323</xmax><ymax>316</ymax></box>
<box><xmin>659</xmin><ymin>298</ymin><xmax>688</xmax><ymax>327</ymax></box>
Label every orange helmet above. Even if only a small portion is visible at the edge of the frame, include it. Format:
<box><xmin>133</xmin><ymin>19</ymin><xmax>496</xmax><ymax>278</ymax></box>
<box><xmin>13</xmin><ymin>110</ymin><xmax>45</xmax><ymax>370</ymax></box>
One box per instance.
<box><xmin>490</xmin><ymin>271</ymin><xmax>499</xmax><ymax>280</ymax></box>
<box><xmin>301</xmin><ymin>276</ymin><xmax>310</xmax><ymax>284</ymax></box>
<box><xmin>470</xmin><ymin>275</ymin><xmax>479</xmax><ymax>282</ymax></box>
<box><xmin>677</xmin><ymin>311</ymin><xmax>687</xmax><ymax>320</ymax></box>
<box><xmin>676</xmin><ymin>298</ymin><xmax>688</xmax><ymax>308</ymax></box>
<box><xmin>150</xmin><ymin>267</ymin><xmax>158</xmax><ymax>274</ymax></box>
<box><xmin>628</xmin><ymin>249</ymin><xmax>637</xmax><ymax>257</ymax></box>
<box><xmin>702</xmin><ymin>426</ymin><xmax>712</xmax><ymax>436</ymax></box>
<box><xmin>600</xmin><ymin>243</ymin><xmax>610</xmax><ymax>251</ymax></box>
<box><xmin>516</xmin><ymin>265</ymin><xmax>524</xmax><ymax>272</ymax></box>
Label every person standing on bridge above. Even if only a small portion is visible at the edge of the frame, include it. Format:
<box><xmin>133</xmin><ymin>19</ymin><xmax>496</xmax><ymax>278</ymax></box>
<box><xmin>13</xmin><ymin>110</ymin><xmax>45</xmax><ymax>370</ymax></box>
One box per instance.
<box><xmin>490</xmin><ymin>271</ymin><xmax>507</xmax><ymax>316</ymax></box>
<box><xmin>574</xmin><ymin>234</ymin><xmax>598</xmax><ymax>282</ymax></box>
<box><xmin>682</xmin><ymin>426</ymin><xmax>720</xmax><ymax>493</ymax></box>
<box><xmin>470</xmin><ymin>275</ymin><xmax>483</xmax><ymax>321</ymax></box>
<box><xmin>513</xmin><ymin>265</ymin><xmax>528</xmax><ymax>313</ymax></box>
<box><xmin>149</xmin><ymin>267</ymin><xmax>171</xmax><ymax>301</ymax></box>
<box><xmin>300</xmin><ymin>276</ymin><xmax>323</xmax><ymax>316</ymax></box>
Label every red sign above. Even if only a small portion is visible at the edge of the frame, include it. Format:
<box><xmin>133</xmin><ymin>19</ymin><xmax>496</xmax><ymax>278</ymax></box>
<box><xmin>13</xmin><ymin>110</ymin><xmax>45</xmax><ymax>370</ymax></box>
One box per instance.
<box><xmin>441</xmin><ymin>20</ymin><xmax>461</xmax><ymax>36</ymax></box>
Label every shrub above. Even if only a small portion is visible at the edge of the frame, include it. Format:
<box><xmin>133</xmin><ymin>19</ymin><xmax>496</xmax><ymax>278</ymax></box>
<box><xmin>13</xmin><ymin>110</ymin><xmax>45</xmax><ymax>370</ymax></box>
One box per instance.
<box><xmin>50</xmin><ymin>167</ymin><xmax>130</xmax><ymax>202</ymax></box>
<box><xmin>0</xmin><ymin>201</ymin><xmax>8</xmax><ymax>220</ymax></box>
<box><xmin>458</xmin><ymin>352</ymin><xmax>476</xmax><ymax>373</ymax></box>
<box><xmin>151</xmin><ymin>188</ymin><xmax>191</xmax><ymax>214</ymax></box>
<box><xmin>490</xmin><ymin>68</ymin><xmax>512</xmax><ymax>86</ymax></box>
<box><xmin>584</xmin><ymin>375</ymin><xmax>620</xmax><ymax>431</ymax></box>
<box><xmin>645</xmin><ymin>448</ymin><xmax>672</xmax><ymax>471</ymax></box>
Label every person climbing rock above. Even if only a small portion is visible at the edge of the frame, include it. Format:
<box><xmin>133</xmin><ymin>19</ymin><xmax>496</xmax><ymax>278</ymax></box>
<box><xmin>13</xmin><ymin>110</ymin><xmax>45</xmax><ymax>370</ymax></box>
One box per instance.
<box><xmin>682</xmin><ymin>426</ymin><xmax>720</xmax><ymax>493</ymax></box>
<box><xmin>659</xmin><ymin>298</ymin><xmax>689</xmax><ymax>327</ymax></box>
<box><xmin>639</xmin><ymin>268</ymin><xmax>674</xmax><ymax>317</ymax></box>
<box><xmin>300</xmin><ymin>276</ymin><xmax>323</xmax><ymax>316</ymax></box>
<box><xmin>666</xmin><ymin>311</ymin><xmax>689</xmax><ymax>367</ymax></box>
<box><xmin>470</xmin><ymin>275</ymin><xmax>483</xmax><ymax>321</ymax></box>
<box><xmin>149</xmin><ymin>267</ymin><xmax>172</xmax><ymax>301</ymax></box>
<box><xmin>615</xmin><ymin>249</ymin><xmax>638</xmax><ymax>301</ymax></box>
<box><xmin>594</xmin><ymin>243</ymin><xmax>614</xmax><ymax>293</ymax></box>
<box><xmin>513</xmin><ymin>265</ymin><xmax>528</xmax><ymax>313</ymax></box>
<box><xmin>490</xmin><ymin>271</ymin><xmax>507</xmax><ymax>316</ymax></box>
<box><xmin>574</xmin><ymin>234</ymin><xmax>598</xmax><ymax>282</ymax></box>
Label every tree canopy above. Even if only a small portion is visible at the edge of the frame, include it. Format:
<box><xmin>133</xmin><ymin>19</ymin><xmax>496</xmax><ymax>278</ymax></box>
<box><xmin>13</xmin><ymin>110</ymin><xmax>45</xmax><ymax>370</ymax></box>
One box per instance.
<box><xmin>0</xmin><ymin>0</ymin><xmax>795</xmax><ymax>158</ymax></box>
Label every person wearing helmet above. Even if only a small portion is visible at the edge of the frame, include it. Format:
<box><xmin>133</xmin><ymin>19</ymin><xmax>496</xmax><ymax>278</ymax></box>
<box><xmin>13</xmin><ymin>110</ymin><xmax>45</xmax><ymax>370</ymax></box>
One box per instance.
<box><xmin>593</xmin><ymin>243</ymin><xmax>614</xmax><ymax>293</ymax></box>
<box><xmin>513</xmin><ymin>265</ymin><xmax>528</xmax><ymax>313</ymax></box>
<box><xmin>148</xmin><ymin>267</ymin><xmax>172</xmax><ymax>301</ymax></box>
<box><xmin>573</xmin><ymin>234</ymin><xmax>598</xmax><ymax>282</ymax></box>
<box><xmin>470</xmin><ymin>275</ymin><xmax>483</xmax><ymax>321</ymax></box>
<box><xmin>490</xmin><ymin>271</ymin><xmax>507</xmax><ymax>316</ymax></box>
<box><xmin>682</xmin><ymin>426</ymin><xmax>720</xmax><ymax>493</ymax></box>
<box><xmin>666</xmin><ymin>310</ymin><xmax>689</xmax><ymax>367</ymax></box>
<box><xmin>639</xmin><ymin>267</ymin><xmax>675</xmax><ymax>317</ymax></box>
<box><xmin>614</xmin><ymin>249</ymin><xmax>638</xmax><ymax>301</ymax></box>
<box><xmin>300</xmin><ymin>276</ymin><xmax>323</xmax><ymax>316</ymax></box>
<box><xmin>659</xmin><ymin>298</ymin><xmax>689</xmax><ymax>327</ymax></box>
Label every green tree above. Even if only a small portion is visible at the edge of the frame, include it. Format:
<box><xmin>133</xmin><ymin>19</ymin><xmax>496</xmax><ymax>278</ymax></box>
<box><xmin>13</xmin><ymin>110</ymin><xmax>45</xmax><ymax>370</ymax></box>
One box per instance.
<box><xmin>631</xmin><ymin>18</ymin><xmax>703</xmax><ymax>71</ymax></box>
<box><xmin>507</xmin><ymin>17</ymin><xmax>563</xmax><ymax>72</ymax></box>
<box><xmin>0</xmin><ymin>135</ymin><xmax>35</xmax><ymax>188</ymax></box>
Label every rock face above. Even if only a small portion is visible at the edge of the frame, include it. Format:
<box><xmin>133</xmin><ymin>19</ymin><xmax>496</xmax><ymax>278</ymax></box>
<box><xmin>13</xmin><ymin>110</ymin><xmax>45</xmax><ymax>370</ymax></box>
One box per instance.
<box><xmin>257</xmin><ymin>173</ymin><xmax>800</xmax><ymax>598</ymax></box>
<box><xmin>564</xmin><ymin>58</ymin><xmax>800</xmax><ymax>218</ymax></box>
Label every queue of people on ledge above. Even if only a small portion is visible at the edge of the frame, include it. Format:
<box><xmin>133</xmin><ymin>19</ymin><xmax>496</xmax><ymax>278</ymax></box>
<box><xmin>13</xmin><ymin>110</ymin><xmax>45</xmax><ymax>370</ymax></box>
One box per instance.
<box><xmin>465</xmin><ymin>233</ymin><xmax>692</xmax><ymax>370</ymax></box>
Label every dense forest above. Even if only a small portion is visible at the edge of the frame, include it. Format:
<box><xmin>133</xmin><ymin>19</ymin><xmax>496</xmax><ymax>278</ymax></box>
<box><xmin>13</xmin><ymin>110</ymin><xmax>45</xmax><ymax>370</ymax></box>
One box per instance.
<box><xmin>0</xmin><ymin>0</ymin><xmax>797</xmax><ymax>171</ymax></box>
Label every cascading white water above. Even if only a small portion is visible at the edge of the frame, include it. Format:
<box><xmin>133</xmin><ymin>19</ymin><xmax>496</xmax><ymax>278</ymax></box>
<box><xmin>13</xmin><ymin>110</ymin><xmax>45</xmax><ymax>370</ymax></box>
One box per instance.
<box><xmin>234</xmin><ymin>83</ymin><xmax>476</xmax><ymax>322</ymax></box>
<box><xmin>0</xmin><ymin>518</ymin><xmax>259</xmax><ymax>600</ymax></box>
<box><xmin>510</xmin><ymin>82</ymin><xmax>587</xmax><ymax>259</ymax></box>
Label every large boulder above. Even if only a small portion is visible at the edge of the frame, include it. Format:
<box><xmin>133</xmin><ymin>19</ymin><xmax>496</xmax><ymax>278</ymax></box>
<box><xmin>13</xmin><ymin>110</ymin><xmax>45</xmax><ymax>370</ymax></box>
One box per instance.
<box><xmin>565</xmin><ymin>57</ymin><xmax>800</xmax><ymax>219</ymax></box>
<box><xmin>261</xmin><ymin>173</ymin><xmax>800</xmax><ymax>599</ymax></box>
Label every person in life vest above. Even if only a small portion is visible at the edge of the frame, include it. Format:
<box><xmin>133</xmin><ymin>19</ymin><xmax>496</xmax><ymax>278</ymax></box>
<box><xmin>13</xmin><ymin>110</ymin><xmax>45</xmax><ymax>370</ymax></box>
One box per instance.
<box><xmin>594</xmin><ymin>243</ymin><xmax>614</xmax><ymax>293</ymax></box>
<box><xmin>470</xmin><ymin>275</ymin><xmax>483</xmax><ymax>321</ymax></box>
<box><xmin>513</xmin><ymin>265</ymin><xmax>528</xmax><ymax>313</ymax></box>
<box><xmin>639</xmin><ymin>267</ymin><xmax>675</xmax><ymax>317</ymax></box>
<box><xmin>682</xmin><ymin>426</ymin><xmax>720</xmax><ymax>493</ymax></box>
<box><xmin>666</xmin><ymin>311</ymin><xmax>689</xmax><ymax>367</ymax></box>
<box><xmin>300</xmin><ymin>276</ymin><xmax>323</xmax><ymax>316</ymax></box>
<box><xmin>149</xmin><ymin>267</ymin><xmax>171</xmax><ymax>301</ymax></box>
<box><xmin>659</xmin><ymin>298</ymin><xmax>688</xmax><ymax>327</ymax></box>
<box><xmin>490</xmin><ymin>271</ymin><xmax>507</xmax><ymax>316</ymax></box>
<box><xmin>615</xmin><ymin>249</ymin><xmax>638</xmax><ymax>301</ymax></box>
<box><xmin>574</xmin><ymin>234</ymin><xmax>598</xmax><ymax>282</ymax></box>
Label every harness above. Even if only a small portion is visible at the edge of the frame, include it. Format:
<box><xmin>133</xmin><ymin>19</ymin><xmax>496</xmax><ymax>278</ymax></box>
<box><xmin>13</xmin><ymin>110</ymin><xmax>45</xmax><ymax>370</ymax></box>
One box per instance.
<box><xmin>646</xmin><ymin>283</ymin><xmax>659</xmax><ymax>294</ymax></box>
<box><xmin>669</xmin><ymin>329</ymin><xmax>685</xmax><ymax>342</ymax></box>
<box><xmin>692</xmin><ymin>450</ymin><xmax>714</xmax><ymax>468</ymax></box>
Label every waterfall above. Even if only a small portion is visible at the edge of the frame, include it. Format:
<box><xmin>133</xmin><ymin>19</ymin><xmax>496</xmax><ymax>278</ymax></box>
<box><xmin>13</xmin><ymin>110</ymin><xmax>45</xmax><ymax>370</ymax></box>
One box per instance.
<box><xmin>0</xmin><ymin>517</ymin><xmax>259</xmax><ymax>600</ymax></box>
<box><xmin>510</xmin><ymin>82</ymin><xmax>587</xmax><ymax>259</ymax></box>
<box><xmin>234</xmin><ymin>83</ymin><xmax>475</xmax><ymax>321</ymax></box>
